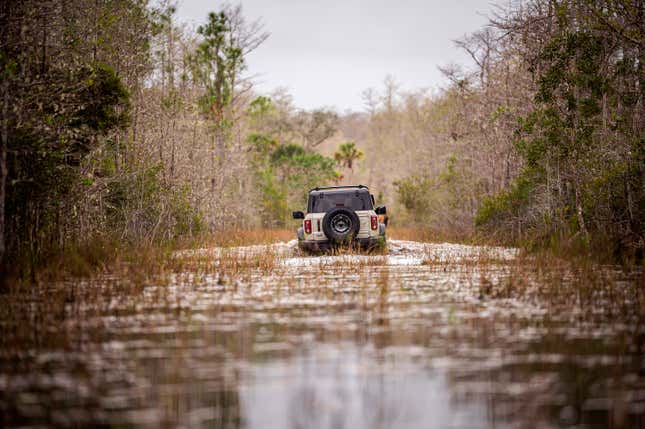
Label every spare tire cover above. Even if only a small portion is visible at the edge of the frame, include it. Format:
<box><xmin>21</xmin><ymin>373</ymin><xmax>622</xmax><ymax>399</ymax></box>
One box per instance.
<box><xmin>322</xmin><ymin>207</ymin><xmax>360</xmax><ymax>243</ymax></box>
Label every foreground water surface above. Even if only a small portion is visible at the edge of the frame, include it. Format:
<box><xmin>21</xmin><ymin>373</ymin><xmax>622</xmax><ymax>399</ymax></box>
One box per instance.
<box><xmin>1</xmin><ymin>240</ymin><xmax>643</xmax><ymax>428</ymax></box>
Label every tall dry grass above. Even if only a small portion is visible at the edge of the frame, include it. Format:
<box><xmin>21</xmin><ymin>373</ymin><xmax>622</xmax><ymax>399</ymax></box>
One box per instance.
<box><xmin>2</xmin><ymin>229</ymin><xmax>297</xmax><ymax>291</ymax></box>
<box><xmin>387</xmin><ymin>226</ymin><xmax>480</xmax><ymax>244</ymax></box>
<box><xmin>178</xmin><ymin>228</ymin><xmax>295</xmax><ymax>249</ymax></box>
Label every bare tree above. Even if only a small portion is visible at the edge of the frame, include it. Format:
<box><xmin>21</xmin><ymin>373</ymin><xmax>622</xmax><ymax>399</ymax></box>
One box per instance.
<box><xmin>292</xmin><ymin>108</ymin><xmax>339</xmax><ymax>149</ymax></box>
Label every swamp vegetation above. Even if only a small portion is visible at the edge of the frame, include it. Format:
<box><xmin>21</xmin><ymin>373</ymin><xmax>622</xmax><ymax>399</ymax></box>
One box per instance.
<box><xmin>1</xmin><ymin>233</ymin><xmax>644</xmax><ymax>427</ymax></box>
<box><xmin>0</xmin><ymin>0</ymin><xmax>644</xmax><ymax>427</ymax></box>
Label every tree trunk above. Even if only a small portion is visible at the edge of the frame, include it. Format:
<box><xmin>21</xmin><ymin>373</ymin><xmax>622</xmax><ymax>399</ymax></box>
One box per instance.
<box><xmin>575</xmin><ymin>187</ymin><xmax>589</xmax><ymax>241</ymax></box>
<box><xmin>170</xmin><ymin>119</ymin><xmax>176</xmax><ymax>181</ymax></box>
<box><xmin>0</xmin><ymin>78</ymin><xmax>8</xmax><ymax>266</ymax></box>
<box><xmin>114</xmin><ymin>131</ymin><xmax>120</xmax><ymax>174</ymax></box>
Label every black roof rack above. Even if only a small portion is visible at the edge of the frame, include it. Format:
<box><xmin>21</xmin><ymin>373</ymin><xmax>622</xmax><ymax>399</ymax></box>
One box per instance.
<box><xmin>309</xmin><ymin>185</ymin><xmax>368</xmax><ymax>193</ymax></box>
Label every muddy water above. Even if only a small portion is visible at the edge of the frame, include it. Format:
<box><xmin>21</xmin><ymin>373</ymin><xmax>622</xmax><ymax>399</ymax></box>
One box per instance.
<box><xmin>1</xmin><ymin>240</ymin><xmax>643</xmax><ymax>428</ymax></box>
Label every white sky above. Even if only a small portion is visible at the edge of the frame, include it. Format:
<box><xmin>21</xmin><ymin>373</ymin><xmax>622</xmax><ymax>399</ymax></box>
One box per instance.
<box><xmin>176</xmin><ymin>0</ymin><xmax>496</xmax><ymax>111</ymax></box>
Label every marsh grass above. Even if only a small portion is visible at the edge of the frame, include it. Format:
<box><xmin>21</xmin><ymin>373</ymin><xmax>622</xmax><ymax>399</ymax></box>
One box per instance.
<box><xmin>420</xmin><ymin>250</ymin><xmax>513</xmax><ymax>267</ymax></box>
<box><xmin>396</xmin><ymin>226</ymin><xmax>644</xmax><ymax>321</ymax></box>
<box><xmin>324</xmin><ymin>244</ymin><xmax>388</xmax><ymax>258</ymax></box>
<box><xmin>2</xmin><ymin>228</ymin><xmax>643</xmax><ymax>428</ymax></box>
<box><xmin>177</xmin><ymin>228</ymin><xmax>295</xmax><ymax>250</ymax></box>
<box><xmin>458</xmin><ymin>247</ymin><xmax>645</xmax><ymax>321</ymax></box>
<box><xmin>388</xmin><ymin>227</ymin><xmax>436</xmax><ymax>243</ymax></box>
<box><xmin>2</xmin><ymin>227</ymin><xmax>642</xmax><ymax>357</ymax></box>
<box><xmin>2</xmin><ymin>229</ymin><xmax>296</xmax><ymax>289</ymax></box>
<box><xmin>388</xmin><ymin>226</ymin><xmax>483</xmax><ymax>244</ymax></box>
<box><xmin>2</xmin><ymin>237</ymin><xmax>176</xmax><ymax>293</ymax></box>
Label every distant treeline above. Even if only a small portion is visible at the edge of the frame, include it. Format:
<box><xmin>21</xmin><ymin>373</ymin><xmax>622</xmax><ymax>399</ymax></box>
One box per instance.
<box><xmin>0</xmin><ymin>0</ymin><xmax>642</xmax><ymax>277</ymax></box>
<box><xmin>338</xmin><ymin>0</ymin><xmax>643</xmax><ymax>258</ymax></box>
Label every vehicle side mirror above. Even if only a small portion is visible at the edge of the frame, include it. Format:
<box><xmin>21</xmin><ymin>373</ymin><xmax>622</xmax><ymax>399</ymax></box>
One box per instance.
<box><xmin>375</xmin><ymin>206</ymin><xmax>386</xmax><ymax>215</ymax></box>
<box><xmin>292</xmin><ymin>211</ymin><xmax>305</xmax><ymax>219</ymax></box>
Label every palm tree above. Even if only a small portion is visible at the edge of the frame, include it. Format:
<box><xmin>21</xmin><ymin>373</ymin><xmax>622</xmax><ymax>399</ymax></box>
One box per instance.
<box><xmin>334</xmin><ymin>142</ymin><xmax>364</xmax><ymax>172</ymax></box>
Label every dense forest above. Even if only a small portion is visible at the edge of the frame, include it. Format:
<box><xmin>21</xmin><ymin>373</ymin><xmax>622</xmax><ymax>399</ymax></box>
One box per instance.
<box><xmin>337</xmin><ymin>0</ymin><xmax>644</xmax><ymax>254</ymax></box>
<box><xmin>0</xmin><ymin>0</ymin><xmax>643</xmax><ymax>278</ymax></box>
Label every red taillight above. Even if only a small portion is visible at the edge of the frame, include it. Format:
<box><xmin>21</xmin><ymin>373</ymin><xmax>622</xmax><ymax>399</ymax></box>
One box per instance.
<box><xmin>304</xmin><ymin>219</ymin><xmax>312</xmax><ymax>234</ymax></box>
<box><xmin>371</xmin><ymin>215</ymin><xmax>378</xmax><ymax>230</ymax></box>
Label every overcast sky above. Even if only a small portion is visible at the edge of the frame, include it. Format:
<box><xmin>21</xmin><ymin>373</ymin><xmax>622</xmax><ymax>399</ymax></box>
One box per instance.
<box><xmin>176</xmin><ymin>0</ymin><xmax>496</xmax><ymax>111</ymax></box>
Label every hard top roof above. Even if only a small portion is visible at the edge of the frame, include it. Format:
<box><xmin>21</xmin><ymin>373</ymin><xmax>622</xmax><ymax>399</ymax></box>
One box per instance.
<box><xmin>308</xmin><ymin>185</ymin><xmax>369</xmax><ymax>194</ymax></box>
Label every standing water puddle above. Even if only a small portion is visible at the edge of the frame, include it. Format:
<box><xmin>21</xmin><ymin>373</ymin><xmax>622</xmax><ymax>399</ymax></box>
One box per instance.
<box><xmin>1</xmin><ymin>240</ymin><xmax>643</xmax><ymax>428</ymax></box>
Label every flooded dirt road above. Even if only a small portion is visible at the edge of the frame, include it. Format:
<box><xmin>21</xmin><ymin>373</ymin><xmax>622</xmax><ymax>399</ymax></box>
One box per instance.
<box><xmin>1</xmin><ymin>240</ymin><xmax>643</xmax><ymax>428</ymax></box>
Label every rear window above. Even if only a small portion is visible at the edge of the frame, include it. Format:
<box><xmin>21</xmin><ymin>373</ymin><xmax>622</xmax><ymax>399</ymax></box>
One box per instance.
<box><xmin>308</xmin><ymin>191</ymin><xmax>373</xmax><ymax>213</ymax></box>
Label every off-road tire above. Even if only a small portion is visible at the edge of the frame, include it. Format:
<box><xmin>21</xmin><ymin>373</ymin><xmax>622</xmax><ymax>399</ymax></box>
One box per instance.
<box><xmin>322</xmin><ymin>207</ymin><xmax>360</xmax><ymax>244</ymax></box>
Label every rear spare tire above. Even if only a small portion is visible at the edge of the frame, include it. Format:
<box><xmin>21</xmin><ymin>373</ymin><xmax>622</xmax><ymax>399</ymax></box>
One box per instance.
<box><xmin>322</xmin><ymin>207</ymin><xmax>360</xmax><ymax>244</ymax></box>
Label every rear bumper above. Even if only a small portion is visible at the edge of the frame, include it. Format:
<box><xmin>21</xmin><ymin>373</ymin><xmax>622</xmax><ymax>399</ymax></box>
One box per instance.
<box><xmin>298</xmin><ymin>236</ymin><xmax>384</xmax><ymax>252</ymax></box>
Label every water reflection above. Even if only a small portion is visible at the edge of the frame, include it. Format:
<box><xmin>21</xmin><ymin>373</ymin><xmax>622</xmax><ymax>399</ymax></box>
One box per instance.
<box><xmin>0</xmin><ymin>240</ymin><xmax>643</xmax><ymax>428</ymax></box>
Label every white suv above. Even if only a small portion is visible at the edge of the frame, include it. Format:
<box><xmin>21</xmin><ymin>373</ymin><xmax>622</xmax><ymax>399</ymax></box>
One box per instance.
<box><xmin>292</xmin><ymin>185</ymin><xmax>387</xmax><ymax>252</ymax></box>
